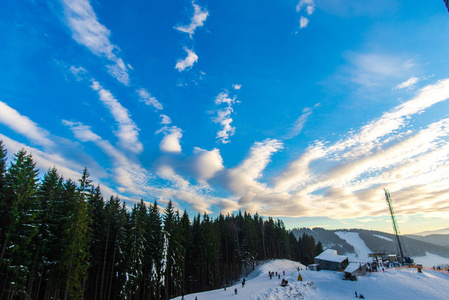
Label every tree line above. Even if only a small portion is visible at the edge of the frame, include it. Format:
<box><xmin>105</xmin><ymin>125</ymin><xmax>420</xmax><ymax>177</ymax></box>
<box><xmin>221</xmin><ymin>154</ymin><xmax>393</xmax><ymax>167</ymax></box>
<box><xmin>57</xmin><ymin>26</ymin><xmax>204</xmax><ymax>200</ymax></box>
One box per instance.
<box><xmin>0</xmin><ymin>142</ymin><xmax>323</xmax><ymax>300</ymax></box>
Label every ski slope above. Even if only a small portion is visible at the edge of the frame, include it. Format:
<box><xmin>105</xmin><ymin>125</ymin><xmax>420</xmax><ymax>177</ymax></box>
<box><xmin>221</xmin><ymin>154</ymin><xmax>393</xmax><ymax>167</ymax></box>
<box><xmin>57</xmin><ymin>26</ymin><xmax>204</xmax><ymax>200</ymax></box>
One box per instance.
<box><xmin>335</xmin><ymin>230</ymin><xmax>449</xmax><ymax>267</ymax></box>
<box><xmin>172</xmin><ymin>259</ymin><xmax>449</xmax><ymax>300</ymax></box>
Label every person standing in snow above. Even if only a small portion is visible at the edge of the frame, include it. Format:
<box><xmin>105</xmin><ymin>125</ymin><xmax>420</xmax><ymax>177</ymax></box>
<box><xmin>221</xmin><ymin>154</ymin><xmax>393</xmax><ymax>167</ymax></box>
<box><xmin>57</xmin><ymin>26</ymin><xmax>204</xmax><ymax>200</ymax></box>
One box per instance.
<box><xmin>242</xmin><ymin>278</ymin><xmax>246</xmax><ymax>287</ymax></box>
<box><xmin>235</xmin><ymin>288</ymin><xmax>238</xmax><ymax>295</ymax></box>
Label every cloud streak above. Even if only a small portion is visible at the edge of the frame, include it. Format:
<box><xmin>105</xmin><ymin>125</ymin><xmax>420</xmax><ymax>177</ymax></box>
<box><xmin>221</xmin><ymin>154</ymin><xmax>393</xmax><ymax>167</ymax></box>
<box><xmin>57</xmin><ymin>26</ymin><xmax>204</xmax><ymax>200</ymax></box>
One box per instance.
<box><xmin>61</xmin><ymin>0</ymin><xmax>130</xmax><ymax>85</ymax></box>
<box><xmin>63</xmin><ymin>120</ymin><xmax>150</xmax><ymax>194</ymax></box>
<box><xmin>0</xmin><ymin>101</ymin><xmax>55</xmax><ymax>149</ymax></box>
<box><xmin>90</xmin><ymin>80</ymin><xmax>143</xmax><ymax>154</ymax></box>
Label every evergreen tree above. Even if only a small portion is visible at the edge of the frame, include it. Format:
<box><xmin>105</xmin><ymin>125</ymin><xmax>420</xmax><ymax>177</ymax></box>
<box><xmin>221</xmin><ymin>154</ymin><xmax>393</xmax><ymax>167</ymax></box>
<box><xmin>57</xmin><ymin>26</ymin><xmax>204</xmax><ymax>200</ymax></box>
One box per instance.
<box><xmin>62</xmin><ymin>178</ymin><xmax>91</xmax><ymax>300</ymax></box>
<box><xmin>1</xmin><ymin>149</ymin><xmax>40</xmax><ymax>299</ymax></box>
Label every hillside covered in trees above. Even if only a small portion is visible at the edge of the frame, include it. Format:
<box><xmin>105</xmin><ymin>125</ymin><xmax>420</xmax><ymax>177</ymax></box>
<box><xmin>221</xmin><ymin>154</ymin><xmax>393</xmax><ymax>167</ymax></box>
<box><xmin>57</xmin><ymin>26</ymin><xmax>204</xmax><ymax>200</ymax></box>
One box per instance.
<box><xmin>0</xmin><ymin>143</ymin><xmax>322</xmax><ymax>300</ymax></box>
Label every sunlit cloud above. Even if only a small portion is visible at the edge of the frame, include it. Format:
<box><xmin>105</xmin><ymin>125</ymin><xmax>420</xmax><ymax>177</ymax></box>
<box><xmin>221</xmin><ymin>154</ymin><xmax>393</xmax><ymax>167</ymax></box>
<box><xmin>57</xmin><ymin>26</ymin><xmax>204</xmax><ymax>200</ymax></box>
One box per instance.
<box><xmin>61</xmin><ymin>0</ymin><xmax>130</xmax><ymax>85</ymax></box>
<box><xmin>192</xmin><ymin>147</ymin><xmax>224</xmax><ymax>183</ymax></box>
<box><xmin>174</xmin><ymin>1</ymin><xmax>209</xmax><ymax>38</ymax></box>
<box><xmin>0</xmin><ymin>101</ymin><xmax>55</xmax><ymax>149</ymax></box>
<box><xmin>394</xmin><ymin>76</ymin><xmax>420</xmax><ymax>90</ymax></box>
<box><xmin>233</xmin><ymin>84</ymin><xmax>242</xmax><ymax>90</ymax></box>
<box><xmin>175</xmin><ymin>47</ymin><xmax>198</xmax><ymax>72</ymax></box>
<box><xmin>63</xmin><ymin>120</ymin><xmax>150</xmax><ymax>194</ymax></box>
<box><xmin>213</xmin><ymin>92</ymin><xmax>239</xmax><ymax>144</ymax></box>
<box><xmin>90</xmin><ymin>80</ymin><xmax>143</xmax><ymax>153</ymax></box>
<box><xmin>156</xmin><ymin>126</ymin><xmax>183</xmax><ymax>153</ymax></box>
<box><xmin>226</xmin><ymin>139</ymin><xmax>283</xmax><ymax>210</ymax></box>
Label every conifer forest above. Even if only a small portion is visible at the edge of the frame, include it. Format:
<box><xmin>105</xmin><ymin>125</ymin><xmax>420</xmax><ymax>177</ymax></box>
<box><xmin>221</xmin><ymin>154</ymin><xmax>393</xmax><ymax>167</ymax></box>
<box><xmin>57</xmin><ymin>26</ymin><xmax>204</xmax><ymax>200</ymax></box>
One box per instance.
<box><xmin>0</xmin><ymin>142</ymin><xmax>323</xmax><ymax>300</ymax></box>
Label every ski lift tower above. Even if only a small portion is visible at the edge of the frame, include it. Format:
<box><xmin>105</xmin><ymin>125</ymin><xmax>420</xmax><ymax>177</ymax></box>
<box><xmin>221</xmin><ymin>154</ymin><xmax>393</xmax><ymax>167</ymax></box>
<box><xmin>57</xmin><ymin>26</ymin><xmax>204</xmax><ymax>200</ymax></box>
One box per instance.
<box><xmin>384</xmin><ymin>189</ymin><xmax>409</xmax><ymax>264</ymax></box>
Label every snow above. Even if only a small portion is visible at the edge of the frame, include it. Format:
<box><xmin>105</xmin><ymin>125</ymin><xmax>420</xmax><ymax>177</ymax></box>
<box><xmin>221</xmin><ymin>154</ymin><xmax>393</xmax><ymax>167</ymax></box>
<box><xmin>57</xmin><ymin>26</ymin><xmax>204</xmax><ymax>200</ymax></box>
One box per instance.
<box><xmin>172</xmin><ymin>259</ymin><xmax>449</xmax><ymax>300</ymax></box>
<box><xmin>413</xmin><ymin>252</ymin><xmax>449</xmax><ymax>268</ymax></box>
<box><xmin>314</xmin><ymin>249</ymin><xmax>347</xmax><ymax>263</ymax></box>
<box><xmin>373</xmin><ymin>234</ymin><xmax>393</xmax><ymax>242</ymax></box>
<box><xmin>335</xmin><ymin>231</ymin><xmax>371</xmax><ymax>262</ymax></box>
<box><xmin>344</xmin><ymin>262</ymin><xmax>363</xmax><ymax>274</ymax></box>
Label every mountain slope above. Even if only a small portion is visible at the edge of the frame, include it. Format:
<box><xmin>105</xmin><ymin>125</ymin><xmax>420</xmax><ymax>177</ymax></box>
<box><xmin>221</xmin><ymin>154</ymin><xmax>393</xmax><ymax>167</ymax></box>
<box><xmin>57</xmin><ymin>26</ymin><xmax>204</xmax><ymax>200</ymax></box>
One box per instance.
<box><xmin>292</xmin><ymin>228</ymin><xmax>449</xmax><ymax>261</ymax></box>
<box><xmin>172</xmin><ymin>259</ymin><xmax>449</xmax><ymax>300</ymax></box>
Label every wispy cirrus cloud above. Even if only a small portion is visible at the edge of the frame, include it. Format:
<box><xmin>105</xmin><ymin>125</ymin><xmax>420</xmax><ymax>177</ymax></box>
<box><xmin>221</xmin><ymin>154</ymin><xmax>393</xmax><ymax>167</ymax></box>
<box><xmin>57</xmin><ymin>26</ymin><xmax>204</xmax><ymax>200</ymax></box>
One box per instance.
<box><xmin>284</xmin><ymin>103</ymin><xmax>320</xmax><ymax>139</ymax></box>
<box><xmin>63</xmin><ymin>120</ymin><xmax>150</xmax><ymax>194</ymax></box>
<box><xmin>61</xmin><ymin>0</ymin><xmax>130</xmax><ymax>85</ymax></box>
<box><xmin>394</xmin><ymin>76</ymin><xmax>420</xmax><ymax>90</ymax></box>
<box><xmin>213</xmin><ymin>92</ymin><xmax>239</xmax><ymax>144</ymax></box>
<box><xmin>0</xmin><ymin>101</ymin><xmax>55</xmax><ymax>149</ymax></box>
<box><xmin>137</xmin><ymin>88</ymin><xmax>163</xmax><ymax>110</ymax></box>
<box><xmin>174</xmin><ymin>1</ymin><xmax>209</xmax><ymax>38</ymax></box>
<box><xmin>175</xmin><ymin>47</ymin><xmax>198</xmax><ymax>72</ymax></box>
<box><xmin>275</xmin><ymin>78</ymin><xmax>449</xmax><ymax>193</ymax></box>
<box><xmin>260</xmin><ymin>78</ymin><xmax>449</xmax><ymax>219</ymax></box>
<box><xmin>343</xmin><ymin>52</ymin><xmax>416</xmax><ymax>88</ymax></box>
<box><xmin>90</xmin><ymin>80</ymin><xmax>143</xmax><ymax>154</ymax></box>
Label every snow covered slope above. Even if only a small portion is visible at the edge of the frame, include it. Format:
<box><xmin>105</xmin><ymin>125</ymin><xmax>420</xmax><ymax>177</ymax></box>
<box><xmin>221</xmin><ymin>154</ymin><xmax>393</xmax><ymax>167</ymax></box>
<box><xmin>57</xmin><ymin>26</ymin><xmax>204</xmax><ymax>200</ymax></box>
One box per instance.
<box><xmin>335</xmin><ymin>230</ymin><xmax>449</xmax><ymax>267</ymax></box>
<box><xmin>335</xmin><ymin>231</ymin><xmax>371</xmax><ymax>263</ymax></box>
<box><xmin>172</xmin><ymin>259</ymin><xmax>449</xmax><ymax>299</ymax></box>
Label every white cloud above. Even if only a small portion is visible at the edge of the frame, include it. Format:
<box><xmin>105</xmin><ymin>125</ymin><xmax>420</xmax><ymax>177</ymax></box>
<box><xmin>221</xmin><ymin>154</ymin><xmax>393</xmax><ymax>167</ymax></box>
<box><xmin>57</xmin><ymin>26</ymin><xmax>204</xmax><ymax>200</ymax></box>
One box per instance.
<box><xmin>90</xmin><ymin>80</ymin><xmax>143</xmax><ymax>153</ymax></box>
<box><xmin>160</xmin><ymin>114</ymin><xmax>172</xmax><ymax>125</ymax></box>
<box><xmin>394</xmin><ymin>76</ymin><xmax>420</xmax><ymax>90</ymax></box>
<box><xmin>61</xmin><ymin>0</ymin><xmax>130</xmax><ymax>85</ymax></box>
<box><xmin>296</xmin><ymin>0</ymin><xmax>315</xmax><ymax>13</ymax></box>
<box><xmin>156</xmin><ymin>126</ymin><xmax>183</xmax><ymax>153</ymax></box>
<box><xmin>174</xmin><ymin>1</ymin><xmax>209</xmax><ymax>38</ymax></box>
<box><xmin>193</xmin><ymin>147</ymin><xmax>224</xmax><ymax>183</ymax></box>
<box><xmin>226</xmin><ymin>139</ymin><xmax>283</xmax><ymax>206</ymax></box>
<box><xmin>213</xmin><ymin>92</ymin><xmax>239</xmax><ymax>144</ymax></box>
<box><xmin>299</xmin><ymin>16</ymin><xmax>309</xmax><ymax>28</ymax></box>
<box><xmin>275</xmin><ymin>79</ymin><xmax>449</xmax><ymax>194</ymax></box>
<box><xmin>233</xmin><ymin>84</ymin><xmax>242</xmax><ymax>90</ymax></box>
<box><xmin>175</xmin><ymin>48</ymin><xmax>198</xmax><ymax>72</ymax></box>
<box><xmin>345</xmin><ymin>53</ymin><xmax>415</xmax><ymax>88</ymax></box>
<box><xmin>297</xmin><ymin>0</ymin><xmax>314</xmax><ymax>29</ymax></box>
<box><xmin>69</xmin><ymin>65</ymin><xmax>87</xmax><ymax>80</ymax></box>
<box><xmin>0</xmin><ymin>134</ymin><xmax>83</xmax><ymax>182</ymax></box>
<box><xmin>137</xmin><ymin>88</ymin><xmax>163</xmax><ymax>110</ymax></box>
<box><xmin>0</xmin><ymin>101</ymin><xmax>55</xmax><ymax>148</ymax></box>
<box><xmin>63</xmin><ymin>120</ymin><xmax>150</xmax><ymax>194</ymax></box>
<box><xmin>285</xmin><ymin>103</ymin><xmax>320</xmax><ymax>139</ymax></box>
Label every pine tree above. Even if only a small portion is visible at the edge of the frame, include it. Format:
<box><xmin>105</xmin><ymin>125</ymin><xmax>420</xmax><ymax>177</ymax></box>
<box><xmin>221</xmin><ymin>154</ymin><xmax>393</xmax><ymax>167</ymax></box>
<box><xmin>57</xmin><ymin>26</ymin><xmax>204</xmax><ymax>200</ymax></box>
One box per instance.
<box><xmin>85</xmin><ymin>184</ymin><xmax>105</xmax><ymax>300</ymax></box>
<box><xmin>1</xmin><ymin>149</ymin><xmax>40</xmax><ymax>299</ymax></box>
<box><xmin>123</xmin><ymin>200</ymin><xmax>147</xmax><ymax>299</ymax></box>
<box><xmin>62</xmin><ymin>177</ymin><xmax>91</xmax><ymax>300</ymax></box>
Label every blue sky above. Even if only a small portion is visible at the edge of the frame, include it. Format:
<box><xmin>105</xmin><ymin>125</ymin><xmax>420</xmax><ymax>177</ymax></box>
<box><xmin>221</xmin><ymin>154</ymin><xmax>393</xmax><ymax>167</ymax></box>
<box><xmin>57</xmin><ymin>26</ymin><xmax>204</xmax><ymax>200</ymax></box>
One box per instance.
<box><xmin>1</xmin><ymin>0</ymin><xmax>449</xmax><ymax>234</ymax></box>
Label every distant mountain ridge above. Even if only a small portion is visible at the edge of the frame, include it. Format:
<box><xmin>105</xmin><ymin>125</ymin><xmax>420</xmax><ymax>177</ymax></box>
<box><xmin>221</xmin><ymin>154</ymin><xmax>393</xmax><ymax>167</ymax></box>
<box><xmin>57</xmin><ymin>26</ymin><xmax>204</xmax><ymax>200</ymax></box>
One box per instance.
<box><xmin>291</xmin><ymin>227</ymin><xmax>449</xmax><ymax>259</ymax></box>
<box><xmin>411</xmin><ymin>227</ymin><xmax>449</xmax><ymax>236</ymax></box>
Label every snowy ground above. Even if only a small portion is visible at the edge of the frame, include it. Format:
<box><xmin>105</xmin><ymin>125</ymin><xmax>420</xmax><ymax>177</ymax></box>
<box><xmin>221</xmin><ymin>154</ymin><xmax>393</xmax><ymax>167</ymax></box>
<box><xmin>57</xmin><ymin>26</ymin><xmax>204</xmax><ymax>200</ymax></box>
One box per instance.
<box><xmin>335</xmin><ymin>231</ymin><xmax>371</xmax><ymax>263</ymax></box>
<box><xmin>335</xmin><ymin>231</ymin><xmax>449</xmax><ymax>267</ymax></box>
<box><xmin>172</xmin><ymin>259</ymin><xmax>449</xmax><ymax>300</ymax></box>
